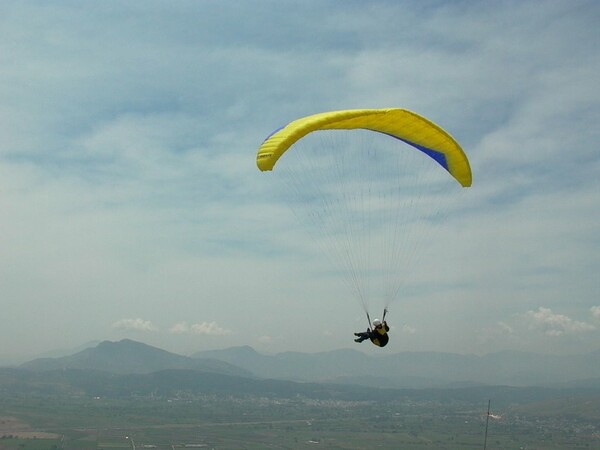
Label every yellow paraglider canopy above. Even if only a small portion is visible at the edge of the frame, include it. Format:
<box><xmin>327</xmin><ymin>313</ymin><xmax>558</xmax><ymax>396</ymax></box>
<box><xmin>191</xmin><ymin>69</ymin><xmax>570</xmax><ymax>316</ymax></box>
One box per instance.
<box><xmin>256</xmin><ymin>108</ymin><xmax>471</xmax><ymax>187</ymax></box>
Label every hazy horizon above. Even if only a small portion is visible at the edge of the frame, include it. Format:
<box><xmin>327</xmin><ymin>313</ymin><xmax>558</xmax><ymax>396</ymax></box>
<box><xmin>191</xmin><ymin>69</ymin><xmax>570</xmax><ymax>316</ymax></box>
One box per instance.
<box><xmin>3</xmin><ymin>336</ymin><xmax>600</xmax><ymax>368</ymax></box>
<box><xmin>1</xmin><ymin>1</ymin><xmax>599</xmax><ymax>362</ymax></box>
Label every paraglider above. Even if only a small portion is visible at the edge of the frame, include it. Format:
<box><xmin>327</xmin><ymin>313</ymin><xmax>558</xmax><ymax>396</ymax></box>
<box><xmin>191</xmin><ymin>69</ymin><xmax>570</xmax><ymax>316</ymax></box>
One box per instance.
<box><xmin>354</xmin><ymin>314</ymin><xmax>390</xmax><ymax>347</ymax></box>
<box><xmin>257</xmin><ymin>108</ymin><xmax>471</xmax><ymax>187</ymax></box>
<box><xmin>256</xmin><ymin>108</ymin><xmax>471</xmax><ymax>347</ymax></box>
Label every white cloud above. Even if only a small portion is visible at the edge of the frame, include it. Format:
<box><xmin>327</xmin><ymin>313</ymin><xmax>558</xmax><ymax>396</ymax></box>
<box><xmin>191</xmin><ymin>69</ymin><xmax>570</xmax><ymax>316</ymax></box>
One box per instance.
<box><xmin>591</xmin><ymin>306</ymin><xmax>600</xmax><ymax>321</ymax></box>
<box><xmin>524</xmin><ymin>307</ymin><xmax>595</xmax><ymax>337</ymax></box>
<box><xmin>169</xmin><ymin>322</ymin><xmax>189</xmax><ymax>334</ymax></box>
<box><xmin>400</xmin><ymin>325</ymin><xmax>416</xmax><ymax>335</ymax></box>
<box><xmin>497</xmin><ymin>322</ymin><xmax>514</xmax><ymax>335</ymax></box>
<box><xmin>112</xmin><ymin>318</ymin><xmax>158</xmax><ymax>332</ymax></box>
<box><xmin>476</xmin><ymin>321</ymin><xmax>518</xmax><ymax>350</ymax></box>
<box><xmin>170</xmin><ymin>321</ymin><xmax>231</xmax><ymax>336</ymax></box>
<box><xmin>190</xmin><ymin>322</ymin><xmax>231</xmax><ymax>336</ymax></box>
<box><xmin>258</xmin><ymin>335</ymin><xmax>273</xmax><ymax>344</ymax></box>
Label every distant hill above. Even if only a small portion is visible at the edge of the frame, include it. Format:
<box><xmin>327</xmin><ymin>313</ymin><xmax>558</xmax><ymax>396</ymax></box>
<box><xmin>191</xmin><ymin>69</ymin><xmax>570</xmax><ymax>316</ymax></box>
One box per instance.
<box><xmin>6</xmin><ymin>340</ymin><xmax>600</xmax><ymax>423</ymax></box>
<box><xmin>32</xmin><ymin>340</ymin><xmax>101</xmax><ymax>359</ymax></box>
<box><xmin>192</xmin><ymin>346</ymin><xmax>600</xmax><ymax>388</ymax></box>
<box><xmin>20</xmin><ymin>339</ymin><xmax>252</xmax><ymax>377</ymax></box>
<box><xmin>16</xmin><ymin>340</ymin><xmax>600</xmax><ymax>389</ymax></box>
<box><xmin>1</xmin><ymin>366</ymin><xmax>598</xmax><ymax>410</ymax></box>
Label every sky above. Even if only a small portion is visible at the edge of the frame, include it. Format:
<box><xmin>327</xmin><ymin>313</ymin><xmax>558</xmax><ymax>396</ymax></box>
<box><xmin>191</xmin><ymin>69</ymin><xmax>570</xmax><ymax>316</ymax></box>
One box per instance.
<box><xmin>1</xmin><ymin>0</ymin><xmax>599</xmax><ymax>363</ymax></box>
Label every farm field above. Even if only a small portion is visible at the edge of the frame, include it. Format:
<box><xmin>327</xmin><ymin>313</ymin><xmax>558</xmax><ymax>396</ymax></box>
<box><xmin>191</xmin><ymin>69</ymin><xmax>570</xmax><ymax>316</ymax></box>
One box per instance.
<box><xmin>1</xmin><ymin>392</ymin><xmax>598</xmax><ymax>449</ymax></box>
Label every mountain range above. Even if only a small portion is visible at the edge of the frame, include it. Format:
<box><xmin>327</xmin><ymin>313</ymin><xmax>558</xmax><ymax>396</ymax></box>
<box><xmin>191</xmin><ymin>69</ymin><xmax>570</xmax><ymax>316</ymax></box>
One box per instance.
<box><xmin>17</xmin><ymin>339</ymin><xmax>600</xmax><ymax>389</ymax></box>
<box><xmin>20</xmin><ymin>339</ymin><xmax>252</xmax><ymax>377</ymax></box>
<box><xmin>192</xmin><ymin>345</ymin><xmax>600</xmax><ymax>388</ymax></box>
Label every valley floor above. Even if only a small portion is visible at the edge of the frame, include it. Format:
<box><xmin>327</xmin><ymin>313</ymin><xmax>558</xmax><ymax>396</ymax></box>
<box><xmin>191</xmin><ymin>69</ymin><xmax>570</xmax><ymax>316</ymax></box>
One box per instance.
<box><xmin>1</xmin><ymin>394</ymin><xmax>598</xmax><ymax>449</ymax></box>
